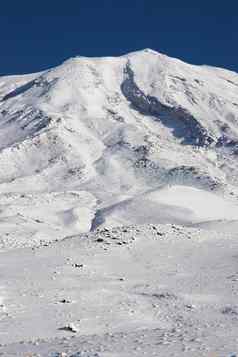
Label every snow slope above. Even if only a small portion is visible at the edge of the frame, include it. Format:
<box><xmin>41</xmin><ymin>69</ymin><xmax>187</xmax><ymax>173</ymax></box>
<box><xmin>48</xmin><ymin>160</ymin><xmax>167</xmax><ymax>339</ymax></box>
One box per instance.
<box><xmin>0</xmin><ymin>49</ymin><xmax>238</xmax><ymax>245</ymax></box>
<box><xmin>93</xmin><ymin>185</ymin><xmax>238</xmax><ymax>229</ymax></box>
<box><xmin>1</xmin><ymin>49</ymin><xmax>238</xmax><ymax>356</ymax></box>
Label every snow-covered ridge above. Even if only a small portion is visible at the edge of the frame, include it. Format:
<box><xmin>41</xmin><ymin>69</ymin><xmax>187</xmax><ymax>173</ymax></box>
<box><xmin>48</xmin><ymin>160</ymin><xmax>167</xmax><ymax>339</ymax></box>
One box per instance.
<box><xmin>2</xmin><ymin>49</ymin><xmax>238</xmax><ymax>356</ymax></box>
<box><xmin>0</xmin><ymin>49</ymin><xmax>238</xmax><ymax>245</ymax></box>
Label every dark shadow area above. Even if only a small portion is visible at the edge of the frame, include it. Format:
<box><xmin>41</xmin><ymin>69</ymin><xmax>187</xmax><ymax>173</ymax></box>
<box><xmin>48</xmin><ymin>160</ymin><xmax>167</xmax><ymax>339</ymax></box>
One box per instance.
<box><xmin>2</xmin><ymin>80</ymin><xmax>36</xmax><ymax>101</ymax></box>
<box><xmin>121</xmin><ymin>62</ymin><xmax>214</xmax><ymax>147</ymax></box>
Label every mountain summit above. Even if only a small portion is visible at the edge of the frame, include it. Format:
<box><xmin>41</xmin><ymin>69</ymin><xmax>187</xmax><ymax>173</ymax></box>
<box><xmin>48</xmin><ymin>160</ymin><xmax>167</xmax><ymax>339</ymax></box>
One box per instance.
<box><xmin>2</xmin><ymin>50</ymin><xmax>238</xmax><ymax>356</ymax></box>
<box><xmin>0</xmin><ymin>49</ymin><xmax>238</xmax><ymax>246</ymax></box>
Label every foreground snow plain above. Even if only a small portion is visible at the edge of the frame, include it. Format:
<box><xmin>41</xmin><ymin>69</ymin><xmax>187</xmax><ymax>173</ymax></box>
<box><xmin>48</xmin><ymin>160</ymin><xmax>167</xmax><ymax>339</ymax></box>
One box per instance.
<box><xmin>1</xmin><ymin>225</ymin><xmax>238</xmax><ymax>356</ymax></box>
<box><xmin>0</xmin><ymin>49</ymin><xmax>238</xmax><ymax>355</ymax></box>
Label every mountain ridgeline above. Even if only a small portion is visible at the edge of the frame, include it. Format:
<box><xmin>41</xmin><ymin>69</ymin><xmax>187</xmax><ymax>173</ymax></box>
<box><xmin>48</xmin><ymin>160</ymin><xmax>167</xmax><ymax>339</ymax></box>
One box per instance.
<box><xmin>0</xmin><ymin>49</ymin><xmax>238</xmax><ymax>239</ymax></box>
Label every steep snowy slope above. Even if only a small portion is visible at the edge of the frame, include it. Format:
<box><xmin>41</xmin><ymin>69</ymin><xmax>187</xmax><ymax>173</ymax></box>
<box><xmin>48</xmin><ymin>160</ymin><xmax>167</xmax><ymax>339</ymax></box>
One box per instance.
<box><xmin>0</xmin><ymin>49</ymin><xmax>238</xmax><ymax>245</ymax></box>
<box><xmin>1</xmin><ymin>51</ymin><xmax>238</xmax><ymax>357</ymax></box>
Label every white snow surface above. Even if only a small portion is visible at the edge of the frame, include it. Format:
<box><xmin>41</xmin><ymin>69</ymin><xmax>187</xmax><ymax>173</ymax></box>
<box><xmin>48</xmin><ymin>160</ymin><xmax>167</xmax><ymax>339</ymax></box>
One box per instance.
<box><xmin>0</xmin><ymin>49</ymin><xmax>238</xmax><ymax>244</ymax></box>
<box><xmin>1</xmin><ymin>50</ymin><xmax>238</xmax><ymax>355</ymax></box>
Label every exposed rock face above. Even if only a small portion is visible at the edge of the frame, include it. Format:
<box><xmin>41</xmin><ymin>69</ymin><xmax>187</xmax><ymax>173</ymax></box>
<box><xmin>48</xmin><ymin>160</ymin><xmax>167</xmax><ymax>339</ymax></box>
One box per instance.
<box><xmin>121</xmin><ymin>61</ymin><xmax>214</xmax><ymax>146</ymax></box>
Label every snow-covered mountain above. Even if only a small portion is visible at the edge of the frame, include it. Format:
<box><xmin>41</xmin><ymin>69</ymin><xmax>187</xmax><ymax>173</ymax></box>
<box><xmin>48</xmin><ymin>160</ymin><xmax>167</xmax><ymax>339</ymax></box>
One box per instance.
<box><xmin>2</xmin><ymin>49</ymin><xmax>238</xmax><ymax>356</ymax></box>
<box><xmin>0</xmin><ymin>49</ymin><xmax>238</xmax><ymax>247</ymax></box>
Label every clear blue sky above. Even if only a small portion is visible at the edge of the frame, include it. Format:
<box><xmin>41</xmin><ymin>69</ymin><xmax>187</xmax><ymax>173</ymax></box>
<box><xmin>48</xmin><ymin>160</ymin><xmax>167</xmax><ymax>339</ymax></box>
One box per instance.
<box><xmin>0</xmin><ymin>0</ymin><xmax>237</xmax><ymax>75</ymax></box>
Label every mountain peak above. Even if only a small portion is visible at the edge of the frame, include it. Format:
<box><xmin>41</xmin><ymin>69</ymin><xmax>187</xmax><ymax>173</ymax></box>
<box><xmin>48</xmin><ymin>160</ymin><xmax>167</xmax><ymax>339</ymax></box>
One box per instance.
<box><xmin>128</xmin><ymin>48</ymin><xmax>160</xmax><ymax>56</ymax></box>
<box><xmin>0</xmin><ymin>50</ymin><xmax>238</xmax><ymax>236</ymax></box>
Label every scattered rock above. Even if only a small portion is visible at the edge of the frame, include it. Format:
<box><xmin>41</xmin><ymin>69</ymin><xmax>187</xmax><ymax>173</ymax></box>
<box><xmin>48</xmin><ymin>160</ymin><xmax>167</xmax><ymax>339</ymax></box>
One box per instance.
<box><xmin>96</xmin><ymin>238</ymin><xmax>104</xmax><ymax>243</ymax></box>
<box><xmin>59</xmin><ymin>323</ymin><xmax>79</xmax><ymax>333</ymax></box>
<box><xmin>152</xmin><ymin>292</ymin><xmax>177</xmax><ymax>300</ymax></box>
<box><xmin>221</xmin><ymin>306</ymin><xmax>238</xmax><ymax>315</ymax></box>
<box><xmin>72</xmin><ymin>263</ymin><xmax>84</xmax><ymax>268</ymax></box>
<box><xmin>59</xmin><ymin>299</ymin><xmax>72</xmax><ymax>304</ymax></box>
<box><xmin>185</xmin><ymin>304</ymin><xmax>195</xmax><ymax>310</ymax></box>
